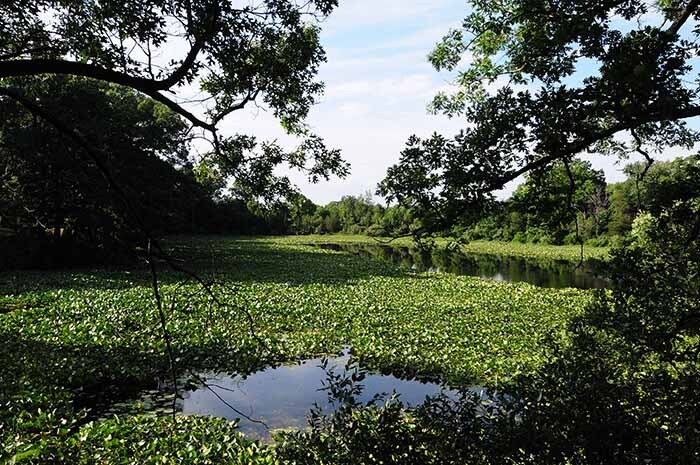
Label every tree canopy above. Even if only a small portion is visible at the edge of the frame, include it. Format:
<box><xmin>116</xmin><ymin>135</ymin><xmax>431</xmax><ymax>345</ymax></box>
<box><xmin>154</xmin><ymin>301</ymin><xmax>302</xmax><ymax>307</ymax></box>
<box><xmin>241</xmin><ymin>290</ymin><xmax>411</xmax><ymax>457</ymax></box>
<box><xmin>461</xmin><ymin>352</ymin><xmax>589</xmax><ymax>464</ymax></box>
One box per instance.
<box><xmin>0</xmin><ymin>0</ymin><xmax>348</xmax><ymax>227</ymax></box>
<box><xmin>380</xmin><ymin>0</ymin><xmax>700</xmax><ymax>232</ymax></box>
<box><xmin>0</xmin><ymin>76</ymin><xmax>218</xmax><ymax>266</ymax></box>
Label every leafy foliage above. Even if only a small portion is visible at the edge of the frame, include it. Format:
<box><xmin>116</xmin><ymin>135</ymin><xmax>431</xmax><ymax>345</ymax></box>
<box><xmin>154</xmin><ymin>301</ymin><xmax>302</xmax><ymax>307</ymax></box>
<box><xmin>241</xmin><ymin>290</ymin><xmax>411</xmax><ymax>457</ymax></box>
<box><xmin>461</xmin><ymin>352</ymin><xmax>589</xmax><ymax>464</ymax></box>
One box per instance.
<box><xmin>5</xmin><ymin>412</ymin><xmax>276</xmax><ymax>465</ymax></box>
<box><xmin>497</xmin><ymin>200</ymin><xmax>700</xmax><ymax>464</ymax></box>
<box><xmin>275</xmin><ymin>203</ymin><xmax>700</xmax><ymax>464</ymax></box>
<box><xmin>607</xmin><ymin>154</ymin><xmax>700</xmax><ymax>232</ymax></box>
<box><xmin>0</xmin><ymin>0</ymin><xmax>349</xmax><ymax>257</ymax></box>
<box><xmin>380</xmin><ymin>0</ymin><xmax>700</xmax><ymax>232</ymax></box>
<box><xmin>0</xmin><ymin>237</ymin><xmax>590</xmax><ymax>462</ymax></box>
<box><xmin>1</xmin><ymin>0</ymin><xmax>338</xmax><ymax>132</ymax></box>
<box><xmin>0</xmin><ymin>77</ymin><xmax>205</xmax><ymax>266</ymax></box>
<box><xmin>508</xmin><ymin>160</ymin><xmax>607</xmax><ymax>242</ymax></box>
<box><xmin>277</xmin><ymin>361</ymin><xmax>497</xmax><ymax>465</ymax></box>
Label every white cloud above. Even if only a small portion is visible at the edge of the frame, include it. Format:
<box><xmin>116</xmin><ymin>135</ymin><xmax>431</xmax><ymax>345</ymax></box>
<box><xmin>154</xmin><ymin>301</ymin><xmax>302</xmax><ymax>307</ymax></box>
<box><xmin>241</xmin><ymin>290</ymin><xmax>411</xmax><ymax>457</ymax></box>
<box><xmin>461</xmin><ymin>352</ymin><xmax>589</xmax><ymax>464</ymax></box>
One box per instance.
<box><xmin>184</xmin><ymin>0</ymin><xmax>474</xmax><ymax>205</ymax></box>
<box><xmin>376</xmin><ymin>24</ymin><xmax>459</xmax><ymax>51</ymax></box>
<box><xmin>337</xmin><ymin>102</ymin><xmax>371</xmax><ymax>117</ymax></box>
<box><xmin>326</xmin><ymin>73</ymin><xmax>436</xmax><ymax>101</ymax></box>
<box><xmin>325</xmin><ymin>23</ymin><xmax>460</xmax><ymax>59</ymax></box>
<box><xmin>321</xmin><ymin>50</ymin><xmax>427</xmax><ymax>74</ymax></box>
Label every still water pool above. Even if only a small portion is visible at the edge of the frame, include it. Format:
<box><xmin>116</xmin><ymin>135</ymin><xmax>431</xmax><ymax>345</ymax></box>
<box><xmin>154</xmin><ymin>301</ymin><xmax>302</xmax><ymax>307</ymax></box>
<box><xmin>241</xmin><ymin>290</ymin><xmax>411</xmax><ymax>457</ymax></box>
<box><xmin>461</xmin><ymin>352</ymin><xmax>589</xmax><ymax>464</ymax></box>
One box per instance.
<box><xmin>128</xmin><ymin>352</ymin><xmax>461</xmax><ymax>442</ymax></box>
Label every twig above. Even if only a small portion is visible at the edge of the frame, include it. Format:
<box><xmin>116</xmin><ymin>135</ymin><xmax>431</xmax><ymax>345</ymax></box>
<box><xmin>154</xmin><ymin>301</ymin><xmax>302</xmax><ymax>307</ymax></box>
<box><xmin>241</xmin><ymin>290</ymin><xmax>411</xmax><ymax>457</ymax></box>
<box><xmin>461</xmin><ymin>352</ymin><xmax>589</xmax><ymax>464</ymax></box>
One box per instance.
<box><xmin>147</xmin><ymin>240</ymin><xmax>179</xmax><ymax>426</ymax></box>
<box><xmin>630</xmin><ymin>128</ymin><xmax>655</xmax><ymax>212</ymax></box>
<box><xmin>187</xmin><ymin>370</ymin><xmax>269</xmax><ymax>428</ymax></box>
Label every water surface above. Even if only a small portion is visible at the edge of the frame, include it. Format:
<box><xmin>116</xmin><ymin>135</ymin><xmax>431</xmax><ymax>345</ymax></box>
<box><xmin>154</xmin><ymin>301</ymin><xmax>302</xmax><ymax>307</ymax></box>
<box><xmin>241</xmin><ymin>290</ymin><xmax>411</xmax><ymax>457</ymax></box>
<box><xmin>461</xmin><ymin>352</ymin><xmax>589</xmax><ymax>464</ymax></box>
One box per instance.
<box><xmin>312</xmin><ymin>242</ymin><xmax>607</xmax><ymax>289</ymax></box>
<box><xmin>134</xmin><ymin>353</ymin><xmax>458</xmax><ymax>441</ymax></box>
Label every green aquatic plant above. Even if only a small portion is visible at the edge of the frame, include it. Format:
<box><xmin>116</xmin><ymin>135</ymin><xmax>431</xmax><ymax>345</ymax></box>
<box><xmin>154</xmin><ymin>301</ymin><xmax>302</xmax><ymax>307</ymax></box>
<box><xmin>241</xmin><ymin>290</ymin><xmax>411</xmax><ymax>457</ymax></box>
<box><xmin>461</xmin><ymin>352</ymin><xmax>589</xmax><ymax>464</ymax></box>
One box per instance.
<box><xmin>0</xmin><ymin>236</ymin><xmax>591</xmax><ymax>463</ymax></box>
<box><xmin>270</xmin><ymin>234</ymin><xmax>610</xmax><ymax>263</ymax></box>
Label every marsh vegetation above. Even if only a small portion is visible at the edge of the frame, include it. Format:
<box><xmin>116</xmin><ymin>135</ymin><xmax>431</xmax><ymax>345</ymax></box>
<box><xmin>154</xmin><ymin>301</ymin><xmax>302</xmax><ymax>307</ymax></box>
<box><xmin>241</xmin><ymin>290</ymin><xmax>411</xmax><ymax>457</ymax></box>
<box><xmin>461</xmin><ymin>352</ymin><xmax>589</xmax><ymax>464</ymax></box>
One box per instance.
<box><xmin>2</xmin><ymin>1</ymin><xmax>700</xmax><ymax>464</ymax></box>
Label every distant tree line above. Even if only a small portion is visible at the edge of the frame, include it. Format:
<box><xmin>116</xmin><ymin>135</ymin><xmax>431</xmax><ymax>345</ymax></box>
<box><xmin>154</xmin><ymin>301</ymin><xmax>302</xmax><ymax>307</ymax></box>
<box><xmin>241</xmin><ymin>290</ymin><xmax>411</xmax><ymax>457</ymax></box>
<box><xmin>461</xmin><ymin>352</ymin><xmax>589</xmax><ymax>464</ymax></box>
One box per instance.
<box><xmin>283</xmin><ymin>155</ymin><xmax>700</xmax><ymax>245</ymax></box>
<box><xmin>464</xmin><ymin>155</ymin><xmax>700</xmax><ymax>246</ymax></box>
<box><xmin>283</xmin><ymin>191</ymin><xmax>417</xmax><ymax>237</ymax></box>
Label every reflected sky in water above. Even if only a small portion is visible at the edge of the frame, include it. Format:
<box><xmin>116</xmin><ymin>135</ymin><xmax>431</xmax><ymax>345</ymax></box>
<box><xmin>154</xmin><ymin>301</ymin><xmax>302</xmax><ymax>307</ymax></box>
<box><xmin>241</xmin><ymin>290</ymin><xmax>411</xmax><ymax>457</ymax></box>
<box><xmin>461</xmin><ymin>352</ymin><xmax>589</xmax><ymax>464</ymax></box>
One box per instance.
<box><xmin>176</xmin><ymin>353</ymin><xmax>456</xmax><ymax>441</ymax></box>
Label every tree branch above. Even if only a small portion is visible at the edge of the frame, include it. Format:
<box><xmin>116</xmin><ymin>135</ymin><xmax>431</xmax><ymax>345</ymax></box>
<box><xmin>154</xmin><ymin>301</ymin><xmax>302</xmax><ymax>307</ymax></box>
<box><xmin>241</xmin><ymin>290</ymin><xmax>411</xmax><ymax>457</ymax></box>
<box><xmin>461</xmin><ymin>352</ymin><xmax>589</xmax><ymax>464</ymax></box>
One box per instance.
<box><xmin>212</xmin><ymin>89</ymin><xmax>260</xmax><ymax>125</ymax></box>
<box><xmin>0</xmin><ymin>59</ymin><xmax>165</xmax><ymax>90</ymax></box>
<box><xmin>0</xmin><ymin>59</ymin><xmax>215</xmax><ymax>130</ymax></box>
<box><xmin>157</xmin><ymin>3</ymin><xmax>219</xmax><ymax>89</ymax></box>
<box><xmin>147</xmin><ymin>240</ymin><xmax>179</xmax><ymax>425</ymax></box>
<box><xmin>494</xmin><ymin>104</ymin><xmax>700</xmax><ymax>189</ymax></box>
<box><xmin>665</xmin><ymin>0</ymin><xmax>700</xmax><ymax>37</ymax></box>
<box><xmin>148</xmin><ymin>91</ymin><xmax>214</xmax><ymax>131</ymax></box>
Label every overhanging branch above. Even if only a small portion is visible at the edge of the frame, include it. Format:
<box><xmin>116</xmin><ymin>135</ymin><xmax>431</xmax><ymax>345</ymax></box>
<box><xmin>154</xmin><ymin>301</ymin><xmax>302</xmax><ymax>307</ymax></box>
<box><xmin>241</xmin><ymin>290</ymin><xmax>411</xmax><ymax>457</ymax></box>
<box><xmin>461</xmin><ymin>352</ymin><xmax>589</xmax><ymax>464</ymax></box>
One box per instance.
<box><xmin>0</xmin><ymin>59</ymin><xmax>215</xmax><ymax>130</ymax></box>
<box><xmin>0</xmin><ymin>59</ymin><xmax>165</xmax><ymax>90</ymax></box>
<box><xmin>494</xmin><ymin>104</ymin><xmax>700</xmax><ymax>188</ymax></box>
<box><xmin>666</xmin><ymin>0</ymin><xmax>700</xmax><ymax>37</ymax></box>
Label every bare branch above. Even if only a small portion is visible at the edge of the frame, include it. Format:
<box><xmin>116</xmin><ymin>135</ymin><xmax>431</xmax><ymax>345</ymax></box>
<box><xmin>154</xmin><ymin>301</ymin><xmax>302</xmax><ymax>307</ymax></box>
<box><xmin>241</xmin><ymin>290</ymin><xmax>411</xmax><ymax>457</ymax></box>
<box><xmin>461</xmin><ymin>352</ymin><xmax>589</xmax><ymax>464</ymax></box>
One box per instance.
<box><xmin>187</xmin><ymin>370</ymin><xmax>269</xmax><ymax>428</ymax></box>
<box><xmin>630</xmin><ymin>127</ymin><xmax>655</xmax><ymax>211</ymax></box>
<box><xmin>147</xmin><ymin>91</ymin><xmax>214</xmax><ymax>131</ymax></box>
<box><xmin>0</xmin><ymin>59</ymin><xmax>216</xmax><ymax>130</ymax></box>
<box><xmin>631</xmin><ymin>128</ymin><xmax>655</xmax><ymax>182</ymax></box>
<box><xmin>148</xmin><ymin>240</ymin><xmax>179</xmax><ymax>424</ymax></box>
<box><xmin>212</xmin><ymin>89</ymin><xmax>261</xmax><ymax>125</ymax></box>
<box><xmin>0</xmin><ymin>59</ymin><xmax>164</xmax><ymax>89</ymax></box>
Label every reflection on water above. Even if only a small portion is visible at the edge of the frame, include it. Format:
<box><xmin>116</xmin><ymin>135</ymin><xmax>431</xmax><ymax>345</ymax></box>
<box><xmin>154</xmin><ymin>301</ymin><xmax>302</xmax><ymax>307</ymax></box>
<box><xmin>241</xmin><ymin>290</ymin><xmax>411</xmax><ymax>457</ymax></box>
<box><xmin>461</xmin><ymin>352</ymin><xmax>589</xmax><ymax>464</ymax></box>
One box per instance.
<box><xmin>133</xmin><ymin>352</ymin><xmax>459</xmax><ymax>442</ymax></box>
<box><xmin>312</xmin><ymin>243</ymin><xmax>607</xmax><ymax>289</ymax></box>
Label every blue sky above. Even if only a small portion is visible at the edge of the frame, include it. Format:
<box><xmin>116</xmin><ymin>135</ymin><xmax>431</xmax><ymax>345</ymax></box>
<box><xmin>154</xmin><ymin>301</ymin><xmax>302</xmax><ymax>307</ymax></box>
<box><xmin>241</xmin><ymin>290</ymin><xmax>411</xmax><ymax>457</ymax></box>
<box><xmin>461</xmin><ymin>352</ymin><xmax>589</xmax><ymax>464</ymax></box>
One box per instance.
<box><xmin>219</xmin><ymin>0</ymin><xmax>468</xmax><ymax>204</ymax></box>
<box><xmin>217</xmin><ymin>0</ymin><xmax>698</xmax><ymax>205</ymax></box>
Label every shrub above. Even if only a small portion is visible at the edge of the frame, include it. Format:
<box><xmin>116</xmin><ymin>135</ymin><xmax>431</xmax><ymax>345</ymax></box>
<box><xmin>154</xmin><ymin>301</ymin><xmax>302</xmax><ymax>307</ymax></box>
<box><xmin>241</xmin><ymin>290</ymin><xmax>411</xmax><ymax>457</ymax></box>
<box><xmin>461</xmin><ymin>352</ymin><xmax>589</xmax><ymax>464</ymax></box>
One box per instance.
<box><xmin>365</xmin><ymin>224</ymin><xmax>387</xmax><ymax>237</ymax></box>
<box><xmin>583</xmin><ymin>236</ymin><xmax>609</xmax><ymax>248</ymax></box>
<box><xmin>512</xmin><ymin>232</ymin><xmax>527</xmax><ymax>243</ymax></box>
<box><xmin>505</xmin><ymin>200</ymin><xmax>700</xmax><ymax>464</ymax></box>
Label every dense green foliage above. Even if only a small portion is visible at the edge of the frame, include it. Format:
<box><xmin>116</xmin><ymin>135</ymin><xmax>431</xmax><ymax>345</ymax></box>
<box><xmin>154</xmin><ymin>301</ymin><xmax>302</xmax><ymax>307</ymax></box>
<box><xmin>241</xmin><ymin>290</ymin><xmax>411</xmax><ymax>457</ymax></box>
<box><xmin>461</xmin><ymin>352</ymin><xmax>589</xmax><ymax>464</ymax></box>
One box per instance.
<box><xmin>269</xmin><ymin>154</ymin><xmax>699</xmax><ymax>247</ymax></box>
<box><xmin>470</xmin><ymin>159</ymin><xmax>609</xmax><ymax>244</ymax></box>
<box><xmin>500</xmin><ymin>200</ymin><xmax>700</xmax><ymax>464</ymax></box>
<box><xmin>0</xmin><ymin>0</ymin><xmax>350</xmax><ymax>194</ymax></box>
<box><xmin>0</xmin><ymin>77</ymin><xmax>201</xmax><ymax>267</ymax></box>
<box><xmin>0</xmin><ymin>237</ymin><xmax>590</xmax><ymax>463</ymax></box>
<box><xmin>282</xmin><ymin>192</ymin><xmax>416</xmax><ymax>236</ymax></box>
<box><xmin>275</xmin><ymin>203</ymin><xmax>700</xmax><ymax>465</ymax></box>
<box><xmin>5</xmin><ymin>414</ymin><xmax>276</xmax><ymax>464</ymax></box>
<box><xmin>466</xmin><ymin>154</ymin><xmax>700</xmax><ymax>245</ymax></box>
<box><xmin>0</xmin><ymin>77</ymin><xmax>327</xmax><ymax>268</ymax></box>
<box><xmin>2</xmin><ymin>1</ymin><xmax>700</xmax><ymax>464</ymax></box>
<box><xmin>606</xmin><ymin>154</ymin><xmax>700</xmax><ymax>234</ymax></box>
<box><xmin>0</xmin><ymin>0</ymin><xmax>349</xmax><ymax>268</ymax></box>
<box><xmin>380</xmin><ymin>0</ymin><xmax>700</xmax><ymax>230</ymax></box>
